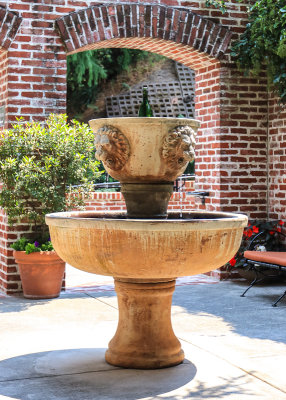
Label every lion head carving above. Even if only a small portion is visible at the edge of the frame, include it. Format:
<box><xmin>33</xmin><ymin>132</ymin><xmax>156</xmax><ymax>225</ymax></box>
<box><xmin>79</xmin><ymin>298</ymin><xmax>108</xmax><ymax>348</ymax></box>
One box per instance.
<box><xmin>94</xmin><ymin>125</ymin><xmax>130</xmax><ymax>171</ymax></box>
<box><xmin>161</xmin><ymin>125</ymin><xmax>196</xmax><ymax>170</ymax></box>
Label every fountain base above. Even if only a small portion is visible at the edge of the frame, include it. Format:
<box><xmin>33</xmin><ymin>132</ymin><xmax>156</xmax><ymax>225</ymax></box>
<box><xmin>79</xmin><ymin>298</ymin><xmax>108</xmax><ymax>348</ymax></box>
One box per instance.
<box><xmin>105</xmin><ymin>279</ymin><xmax>184</xmax><ymax>369</ymax></box>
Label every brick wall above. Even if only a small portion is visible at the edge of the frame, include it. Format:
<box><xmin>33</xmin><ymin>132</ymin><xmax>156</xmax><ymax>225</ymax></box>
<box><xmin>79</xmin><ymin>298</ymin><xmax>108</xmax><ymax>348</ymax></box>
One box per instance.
<box><xmin>0</xmin><ymin>209</ymin><xmax>31</xmax><ymax>294</ymax></box>
<box><xmin>195</xmin><ymin>61</ymin><xmax>221</xmax><ymax>211</ymax></box>
<box><xmin>218</xmin><ymin>66</ymin><xmax>268</xmax><ymax>220</ymax></box>
<box><xmin>2</xmin><ymin>2</ymin><xmax>66</xmax><ymax>124</ymax></box>
<box><xmin>268</xmin><ymin>93</ymin><xmax>286</xmax><ymax>222</ymax></box>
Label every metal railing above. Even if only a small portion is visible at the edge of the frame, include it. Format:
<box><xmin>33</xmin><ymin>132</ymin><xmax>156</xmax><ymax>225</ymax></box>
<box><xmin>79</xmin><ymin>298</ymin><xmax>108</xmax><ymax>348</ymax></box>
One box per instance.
<box><xmin>91</xmin><ymin>174</ymin><xmax>210</xmax><ymax>204</ymax></box>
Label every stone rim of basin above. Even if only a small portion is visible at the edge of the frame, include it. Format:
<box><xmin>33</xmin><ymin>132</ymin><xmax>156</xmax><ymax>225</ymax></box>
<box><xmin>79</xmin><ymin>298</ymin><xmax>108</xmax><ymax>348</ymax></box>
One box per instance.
<box><xmin>46</xmin><ymin>210</ymin><xmax>247</xmax><ymax>226</ymax></box>
<box><xmin>89</xmin><ymin>116</ymin><xmax>201</xmax><ymax>126</ymax></box>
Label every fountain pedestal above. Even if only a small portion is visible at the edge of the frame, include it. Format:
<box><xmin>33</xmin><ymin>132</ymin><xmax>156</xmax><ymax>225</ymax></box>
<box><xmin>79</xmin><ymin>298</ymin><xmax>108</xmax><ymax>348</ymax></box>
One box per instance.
<box><xmin>106</xmin><ymin>279</ymin><xmax>183</xmax><ymax>369</ymax></box>
<box><xmin>120</xmin><ymin>183</ymin><xmax>173</xmax><ymax>218</ymax></box>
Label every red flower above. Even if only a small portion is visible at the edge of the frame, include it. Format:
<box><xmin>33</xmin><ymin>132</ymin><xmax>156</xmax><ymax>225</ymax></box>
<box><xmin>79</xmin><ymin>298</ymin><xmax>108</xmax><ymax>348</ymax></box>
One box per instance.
<box><xmin>229</xmin><ymin>257</ymin><xmax>237</xmax><ymax>267</ymax></box>
<box><xmin>269</xmin><ymin>230</ymin><xmax>275</xmax><ymax>235</ymax></box>
<box><xmin>277</xmin><ymin>227</ymin><xmax>282</xmax><ymax>233</ymax></box>
<box><xmin>279</xmin><ymin>220</ymin><xmax>284</xmax><ymax>226</ymax></box>
<box><xmin>243</xmin><ymin>228</ymin><xmax>253</xmax><ymax>237</ymax></box>
<box><xmin>252</xmin><ymin>226</ymin><xmax>259</xmax><ymax>233</ymax></box>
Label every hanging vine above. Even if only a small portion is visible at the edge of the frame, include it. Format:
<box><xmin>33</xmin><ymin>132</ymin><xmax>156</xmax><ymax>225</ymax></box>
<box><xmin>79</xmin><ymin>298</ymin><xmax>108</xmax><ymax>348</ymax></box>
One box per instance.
<box><xmin>205</xmin><ymin>0</ymin><xmax>286</xmax><ymax>103</ymax></box>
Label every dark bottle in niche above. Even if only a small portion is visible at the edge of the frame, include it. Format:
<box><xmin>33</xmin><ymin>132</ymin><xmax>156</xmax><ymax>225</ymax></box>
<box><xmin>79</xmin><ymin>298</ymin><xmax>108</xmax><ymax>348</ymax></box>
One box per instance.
<box><xmin>138</xmin><ymin>86</ymin><xmax>153</xmax><ymax>117</ymax></box>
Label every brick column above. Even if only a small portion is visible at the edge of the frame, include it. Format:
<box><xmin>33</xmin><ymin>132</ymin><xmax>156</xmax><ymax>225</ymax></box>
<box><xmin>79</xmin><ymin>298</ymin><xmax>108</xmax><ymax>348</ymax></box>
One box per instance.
<box><xmin>0</xmin><ymin>6</ymin><xmax>22</xmax><ymax>129</ymax></box>
<box><xmin>6</xmin><ymin>8</ymin><xmax>66</xmax><ymax>126</ymax></box>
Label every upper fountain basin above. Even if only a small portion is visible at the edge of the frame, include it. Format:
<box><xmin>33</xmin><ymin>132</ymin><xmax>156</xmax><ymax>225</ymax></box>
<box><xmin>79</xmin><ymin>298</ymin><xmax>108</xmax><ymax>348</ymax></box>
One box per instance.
<box><xmin>46</xmin><ymin>210</ymin><xmax>247</xmax><ymax>280</ymax></box>
<box><xmin>89</xmin><ymin>117</ymin><xmax>200</xmax><ymax>183</ymax></box>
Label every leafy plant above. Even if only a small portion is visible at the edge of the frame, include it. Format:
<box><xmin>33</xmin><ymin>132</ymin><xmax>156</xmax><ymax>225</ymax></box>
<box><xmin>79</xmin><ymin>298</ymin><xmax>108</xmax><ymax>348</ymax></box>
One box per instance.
<box><xmin>67</xmin><ymin>48</ymin><xmax>165</xmax><ymax>116</ymax></box>
<box><xmin>10</xmin><ymin>237</ymin><xmax>53</xmax><ymax>254</ymax></box>
<box><xmin>0</xmin><ymin>114</ymin><xmax>102</xmax><ymax>253</ymax></box>
<box><xmin>205</xmin><ymin>0</ymin><xmax>286</xmax><ymax>103</ymax></box>
<box><xmin>67</xmin><ymin>49</ymin><xmax>110</xmax><ymax>116</ymax></box>
<box><xmin>205</xmin><ymin>0</ymin><xmax>228</xmax><ymax>13</ymax></box>
<box><xmin>231</xmin><ymin>0</ymin><xmax>286</xmax><ymax>103</ymax></box>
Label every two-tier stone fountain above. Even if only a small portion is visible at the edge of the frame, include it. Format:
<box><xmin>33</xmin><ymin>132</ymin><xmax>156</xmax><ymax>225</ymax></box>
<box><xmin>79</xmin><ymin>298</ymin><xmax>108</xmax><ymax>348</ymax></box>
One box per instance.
<box><xmin>46</xmin><ymin>117</ymin><xmax>247</xmax><ymax>369</ymax></box>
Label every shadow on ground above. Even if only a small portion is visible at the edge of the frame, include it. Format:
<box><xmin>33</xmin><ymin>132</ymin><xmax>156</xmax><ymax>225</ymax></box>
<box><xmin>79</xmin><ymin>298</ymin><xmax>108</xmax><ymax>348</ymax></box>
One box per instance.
<box><xmin>0</xmin><ymin>348</ymin><xmax>197</xmax><ymax>400</ymax></box>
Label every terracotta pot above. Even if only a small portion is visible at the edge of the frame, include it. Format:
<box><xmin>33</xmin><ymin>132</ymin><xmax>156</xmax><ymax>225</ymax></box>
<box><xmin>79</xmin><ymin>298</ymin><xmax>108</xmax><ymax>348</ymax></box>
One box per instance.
<box><xmin>13</xmin><ymin>251</ymin><xmax>65</xmax><ymax>299</ymax></box>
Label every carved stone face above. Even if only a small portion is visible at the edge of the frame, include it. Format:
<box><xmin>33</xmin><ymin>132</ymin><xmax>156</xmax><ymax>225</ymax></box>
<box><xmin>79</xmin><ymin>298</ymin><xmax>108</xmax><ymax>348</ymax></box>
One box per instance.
<box><xmin>161</xmin><ymin>125</ymin><xmax>196</xmax><ymax>170</ymax></box>
<box><xmin>94</xmin><ymin>125</ymin><xmax>130</xmax><ymax>171</ymax></box>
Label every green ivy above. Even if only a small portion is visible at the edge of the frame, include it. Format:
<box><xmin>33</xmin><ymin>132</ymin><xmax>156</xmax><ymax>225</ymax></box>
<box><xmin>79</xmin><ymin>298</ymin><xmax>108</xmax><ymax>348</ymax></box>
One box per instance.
<box><xmin>232</xmin><ymin>0</ymin><xmax>286</xmax><ymax>103</ymax></box>
<box><xmin>205</xmin><ymin>0</ymin><xmax>286</xmax><ymax>103</ymax></box>
<box><xmin>205</xmin><ymin>0</ymin><xmax>228</xmax><ymax>13</ymax></box>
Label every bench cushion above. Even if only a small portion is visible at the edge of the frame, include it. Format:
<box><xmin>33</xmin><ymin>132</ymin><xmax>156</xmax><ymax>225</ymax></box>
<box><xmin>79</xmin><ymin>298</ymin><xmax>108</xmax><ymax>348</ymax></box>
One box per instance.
<box><xmin>244</xmin><ymin>251</ymin><xmax>286</xmax><ymax>267</ymax></box>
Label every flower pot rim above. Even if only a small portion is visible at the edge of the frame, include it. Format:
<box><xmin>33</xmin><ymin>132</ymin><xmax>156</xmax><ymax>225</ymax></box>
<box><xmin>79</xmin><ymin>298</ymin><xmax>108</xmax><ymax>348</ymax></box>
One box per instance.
<box><xmin>13</xmin><ymin>250</ymin><xmax>64</xmax><ymax>264</ymax></box>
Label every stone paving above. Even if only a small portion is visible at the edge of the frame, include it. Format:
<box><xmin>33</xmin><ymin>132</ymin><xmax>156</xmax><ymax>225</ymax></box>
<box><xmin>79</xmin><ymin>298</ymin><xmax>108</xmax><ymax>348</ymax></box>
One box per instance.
<box><xmin>0</xmin><ymin>267</ymin><xmax>285</xmax><ymax>399</ymax></box>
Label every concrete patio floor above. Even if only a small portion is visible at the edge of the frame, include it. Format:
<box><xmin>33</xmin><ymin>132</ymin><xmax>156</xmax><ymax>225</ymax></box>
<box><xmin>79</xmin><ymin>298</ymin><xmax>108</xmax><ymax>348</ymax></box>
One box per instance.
<box><xmin>0</xmin><ymin>268</ymin><xmax>285</xmax><ymax>400</ymax></box>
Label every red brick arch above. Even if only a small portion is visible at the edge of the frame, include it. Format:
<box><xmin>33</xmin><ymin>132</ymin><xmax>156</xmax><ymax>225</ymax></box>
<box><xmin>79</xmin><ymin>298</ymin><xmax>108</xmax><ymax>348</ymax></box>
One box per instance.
<box><xmin>0</xmin><ymin>6</ymin><xmax>22</xmax><ymax>50</ymax></box>
<box><xmin>56</xmin><ymin>4</ymin><xmax>231</xmax><ymax>69</ymax></box>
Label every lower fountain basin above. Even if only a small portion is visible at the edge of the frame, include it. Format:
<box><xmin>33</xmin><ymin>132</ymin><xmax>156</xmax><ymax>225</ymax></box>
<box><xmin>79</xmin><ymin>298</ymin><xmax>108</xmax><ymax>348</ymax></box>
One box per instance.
<box><xmin>46</xmin><ymin>209</ymin><xmax>247</xmax><ymax>369</ymax></box>
<box><xmin>46</xmin><ymin>210</ymin><xmax>247</xmax><ymax>280</ymax></box>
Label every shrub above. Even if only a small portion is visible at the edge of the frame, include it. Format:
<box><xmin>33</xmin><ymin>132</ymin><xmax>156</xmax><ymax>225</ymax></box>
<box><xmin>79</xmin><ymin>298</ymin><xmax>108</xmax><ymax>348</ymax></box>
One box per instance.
<box><xmin>0</xmin><ymin>114</ymin><xmax>102</xmax><ymax>253</ymax></box>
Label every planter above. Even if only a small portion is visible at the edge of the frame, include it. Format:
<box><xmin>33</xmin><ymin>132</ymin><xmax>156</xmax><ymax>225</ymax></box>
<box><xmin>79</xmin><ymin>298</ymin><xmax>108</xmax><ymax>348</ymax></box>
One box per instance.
<box><xmin>90</xmin><ymin>117</ymin><xmax>200</xmax><ymax>183</ymax></box>
<box><xmin>13</xmin><ymin>251</ymin><xmax>65</xmax><ymax>299</ymax></box>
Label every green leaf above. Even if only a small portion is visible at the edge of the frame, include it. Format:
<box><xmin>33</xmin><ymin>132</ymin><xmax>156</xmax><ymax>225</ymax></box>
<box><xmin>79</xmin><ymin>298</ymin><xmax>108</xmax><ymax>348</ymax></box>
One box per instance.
<box><xmin>226</xmin><ymin>0</ymin><xmax>286</xmax><ymax>104</ymax></box>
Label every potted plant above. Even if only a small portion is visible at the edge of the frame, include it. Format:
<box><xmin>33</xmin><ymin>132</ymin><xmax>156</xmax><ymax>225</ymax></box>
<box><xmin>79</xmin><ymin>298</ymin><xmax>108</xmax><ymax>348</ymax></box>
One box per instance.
<box><xmin>0</xmin><ymin>114</ymin><xmax>102</xmax><ymax>299</ymax></box>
